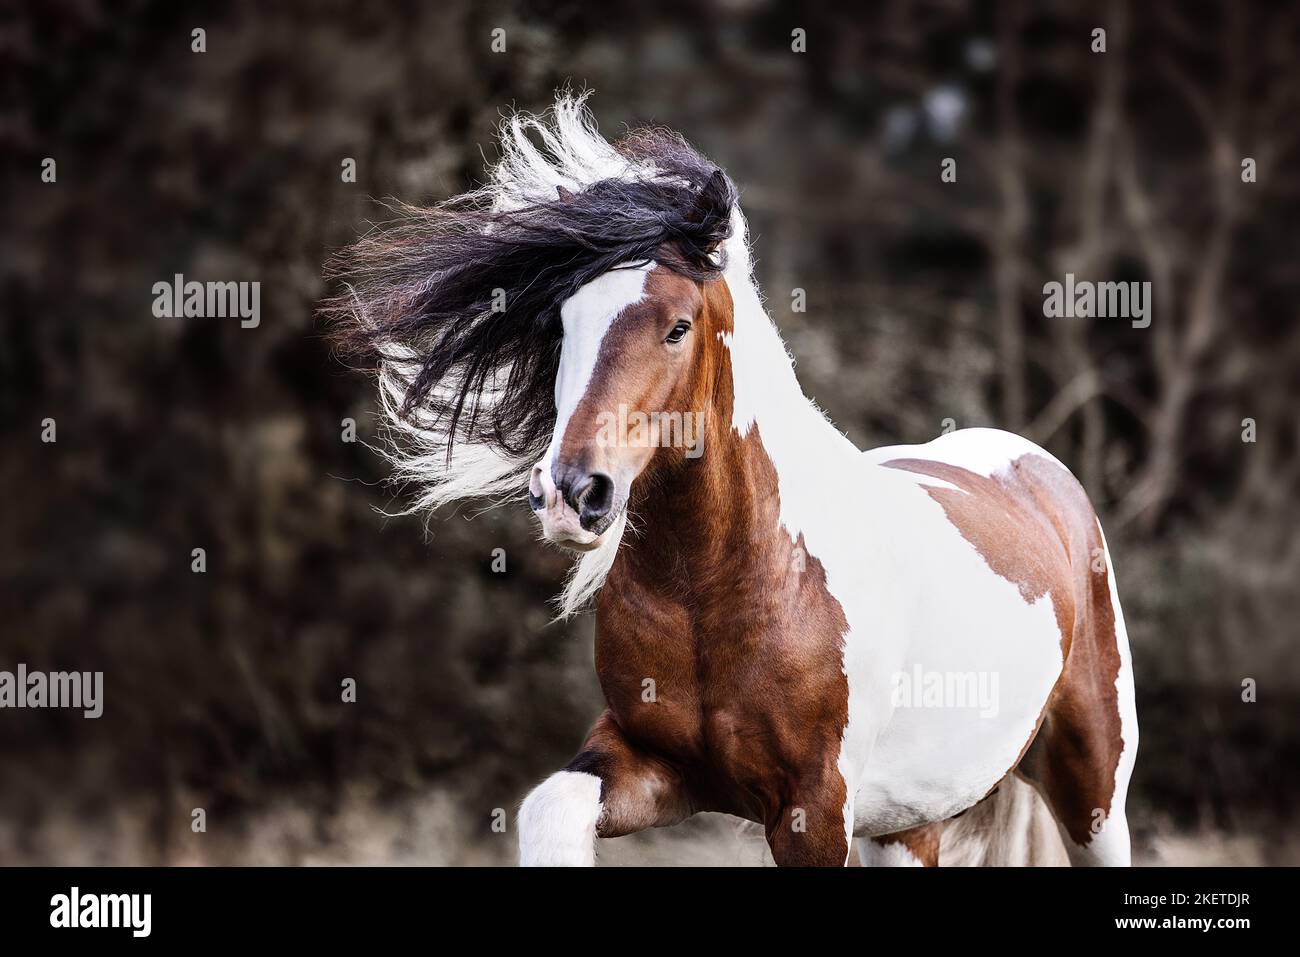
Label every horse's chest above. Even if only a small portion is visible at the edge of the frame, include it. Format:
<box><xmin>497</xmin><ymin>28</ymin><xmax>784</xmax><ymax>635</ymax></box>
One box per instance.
<box><xmin>596</xmin><ymin>587</ymin><xmax>850</xmax><ymax>813</ymax></box>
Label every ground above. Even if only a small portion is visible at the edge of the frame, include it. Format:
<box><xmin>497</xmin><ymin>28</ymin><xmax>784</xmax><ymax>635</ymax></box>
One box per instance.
<box><xmin>4</xmin><ymin>789</ymin><xmax>1294</xmax><ymax>866</ymax></box>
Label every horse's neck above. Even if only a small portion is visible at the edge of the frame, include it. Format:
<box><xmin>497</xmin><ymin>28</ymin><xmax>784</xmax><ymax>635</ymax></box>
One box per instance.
<box><xmin>720</xmin><ymin>259</ymin><xmax>862</xmax><ymax>536</ymax></box>
<box><xmin>721</xmin><ymin>247</ymin><xmax>859</xmax><ymax>459</ymax></box>
<box><xmin>614</xmin><ymin>422</ymin><xmax>795</xmax><ymax>616</ymax></box>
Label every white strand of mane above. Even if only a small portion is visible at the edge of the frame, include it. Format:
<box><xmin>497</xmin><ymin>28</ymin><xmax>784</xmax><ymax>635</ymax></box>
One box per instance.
<box><xmin>490</xmin><ymin>92</ymin><xmax>641</xmax><ymax>213</ymax></box>
<box><xmin>375</xmin><ymin>354</ymin><xmax>528</xmax><ymax>514</ymax></box>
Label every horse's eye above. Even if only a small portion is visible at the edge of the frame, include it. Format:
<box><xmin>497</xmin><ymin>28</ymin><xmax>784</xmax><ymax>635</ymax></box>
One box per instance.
<box><xmin>665</xmin><ymin>321</ymin><xmax>691</xmax><ymax>344</ymax></box>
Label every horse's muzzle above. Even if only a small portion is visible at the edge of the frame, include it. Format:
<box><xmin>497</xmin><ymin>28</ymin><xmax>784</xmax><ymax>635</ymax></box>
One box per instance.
<box><xmin>529</xmin><ymin>462</ymin><xmax>611</xmax><ymax>550</ymax></box>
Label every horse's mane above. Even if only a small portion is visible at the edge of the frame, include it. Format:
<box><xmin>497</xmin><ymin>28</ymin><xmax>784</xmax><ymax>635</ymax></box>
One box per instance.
<box><xmin>323</xmin><ymin>93</ymin><xmax>740</xmax><ymax>616</ymax></box>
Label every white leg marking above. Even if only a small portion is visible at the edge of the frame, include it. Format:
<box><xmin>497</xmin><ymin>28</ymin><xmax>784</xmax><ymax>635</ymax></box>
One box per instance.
<box><xmin>518</xmin><ymin>771</ymin><xmax>603</xmax><ymax>867</ymax></box>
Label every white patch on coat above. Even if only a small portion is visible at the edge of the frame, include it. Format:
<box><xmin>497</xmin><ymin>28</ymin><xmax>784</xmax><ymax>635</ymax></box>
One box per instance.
<box><xmin>717</xmin><ymin>232</ymin><xmax>1078</xmax><ymax>839</ymax></box>
<box><xmin>851</xmin><ymin>434</ymin><xmax>1069</xmax><ymax>834</ymax></box>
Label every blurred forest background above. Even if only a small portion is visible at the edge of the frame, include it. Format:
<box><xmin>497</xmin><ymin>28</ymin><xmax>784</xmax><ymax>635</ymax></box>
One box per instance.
<box><xmin>3</xmin><ymin>0</ymin><xmax>1298</xmax><ymax>865</ymax></box>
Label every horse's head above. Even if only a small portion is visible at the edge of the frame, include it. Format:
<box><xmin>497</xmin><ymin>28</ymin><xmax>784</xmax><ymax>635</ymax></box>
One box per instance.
<box><xmin>529</xmin><ymin>259</ymin><xmax>732</xmax><ymax>551</ymax></box>
<box><xmin>326</xmin><ymin>96</ymin><xmax>742</xmax><ymax>602</ymax></box>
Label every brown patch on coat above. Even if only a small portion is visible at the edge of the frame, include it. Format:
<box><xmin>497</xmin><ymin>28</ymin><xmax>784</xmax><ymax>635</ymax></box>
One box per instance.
<box><xmin>881</xmin><ymin>454</ymin><xmax>1126</xmax><ymax>847</ymax></box>
<box><xmin>565</xmin><ymin>269</ymin><xmax>853</xmax><ymax>865</ymax></box>
<box><xmin>881</xmin><ymin>456</ymin><xmax>1081</xmax><ymax>651</ymax></box>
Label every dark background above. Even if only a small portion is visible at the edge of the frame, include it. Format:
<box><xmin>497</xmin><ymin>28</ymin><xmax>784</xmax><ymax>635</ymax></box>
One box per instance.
<box><xmin>3</xmin><ymin>0</ymin><xmax>1298</xmax><ymax>864</ymax></box>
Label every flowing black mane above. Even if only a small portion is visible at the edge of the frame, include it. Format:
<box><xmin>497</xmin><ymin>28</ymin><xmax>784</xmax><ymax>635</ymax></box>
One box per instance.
<box><xmin>325</xmin><ymin>127</ymin><xmax>737</xmax><ymax>459</ymax></box>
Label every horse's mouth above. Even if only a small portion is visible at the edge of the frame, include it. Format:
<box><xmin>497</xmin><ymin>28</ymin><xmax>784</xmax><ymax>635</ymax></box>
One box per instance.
<box><xmin>537</xmin><ymin>503</ymin><xmax>623</xmax><ymax>552</ymax></box>
<box><xmin>579</xmin><ymin>503</ymin><xmax>623</xmax><ymax>541</ymax></box>
<box><xmin>530</xmin><ymin>487</ymin><xmax>623</xmax><ymax>550</ymax></box>
<box><xmin>528</xmin><ymin>463</ymin><xmax>625</xmax><ymax>551</ymax></box>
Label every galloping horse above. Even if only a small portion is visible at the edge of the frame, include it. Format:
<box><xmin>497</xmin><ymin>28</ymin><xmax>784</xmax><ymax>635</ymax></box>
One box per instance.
<box><xmin>328</xmin><ymin>95</ymin><xmax>1138</xmax><ymax>866</ymax></box>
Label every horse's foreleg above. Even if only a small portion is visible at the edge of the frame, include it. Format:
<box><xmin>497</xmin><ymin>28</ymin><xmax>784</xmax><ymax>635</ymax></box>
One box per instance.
<box><xmin>766</xmin><ymin>769</ymin><xmax>854</xmax><ymax>866</ymax></box>
<box><xmin>518</xmin><ymin>711</ymin><xmax>689</xmax><ymax>866</ymax></box>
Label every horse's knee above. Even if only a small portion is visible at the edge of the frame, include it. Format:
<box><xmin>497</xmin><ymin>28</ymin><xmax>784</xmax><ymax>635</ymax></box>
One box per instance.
<box><xmin>517</xmin><ymin>770</ymin><xmax>603</xmax><ymax>866</ymax></box>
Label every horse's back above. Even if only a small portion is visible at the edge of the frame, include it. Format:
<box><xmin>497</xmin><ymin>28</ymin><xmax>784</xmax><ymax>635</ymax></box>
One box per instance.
<box><xmin>864</xmin><ymin>426</ymin><xmax>1066</xmax><ymax>476</ymax></box>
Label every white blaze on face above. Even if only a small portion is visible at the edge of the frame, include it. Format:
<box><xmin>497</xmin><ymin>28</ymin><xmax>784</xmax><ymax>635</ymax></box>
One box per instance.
<box><xmin>529</xmin><ymin>262</ymin><xmax>651</xmax><ymax>546</ymax></box>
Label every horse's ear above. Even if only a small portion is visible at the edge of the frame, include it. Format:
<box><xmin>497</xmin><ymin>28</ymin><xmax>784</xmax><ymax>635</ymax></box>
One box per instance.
<box><xmin>687</xmin><ymin>169</ymin><xmax>735</xmax><ymax>259</ymax></box>
<box><xmin>556</xmin><ymin>185</ymin><xmax>576</xmax><ymax>204</ymax></box>
<box><xmin>688</xmin><ymin>170</ymin><xmax>729</xmax><ymax>223</ymax></box>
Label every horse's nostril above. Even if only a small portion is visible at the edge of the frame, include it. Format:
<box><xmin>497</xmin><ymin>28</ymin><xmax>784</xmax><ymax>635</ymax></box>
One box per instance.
<box><xmin>554</xmin><ymin>464</ymin><xmax>616</xmax><ymax>529</ymax></box>
<box><xmin>557</xmin><ymin>470</ymin><xmax>583</xmax><ymax>513</ymax></box>
<box><xmin>578</xmin><ymin>472</ymin><xmax>614</xmax><ymax>526</ymax></box>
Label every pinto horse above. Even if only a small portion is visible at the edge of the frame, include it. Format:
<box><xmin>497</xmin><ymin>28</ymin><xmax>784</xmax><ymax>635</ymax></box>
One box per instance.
<box><xmin>328</xmin><ymin>95</ymin><xmax>1138</xmax><ymax>867</ymax></box>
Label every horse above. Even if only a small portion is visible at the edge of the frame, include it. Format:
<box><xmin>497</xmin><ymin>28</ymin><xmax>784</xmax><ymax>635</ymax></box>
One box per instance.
<box><xmin>327</xmin><ymin>94</ymin><xmax>1138</xmax><ymax>867</ymax></box>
